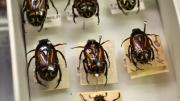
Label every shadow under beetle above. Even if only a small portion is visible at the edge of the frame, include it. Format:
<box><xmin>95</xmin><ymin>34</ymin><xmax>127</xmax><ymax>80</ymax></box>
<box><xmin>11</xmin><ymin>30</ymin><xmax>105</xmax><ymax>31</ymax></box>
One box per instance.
<box><xmin>80</xmin><ymin>92</ymin><xmax>120</xmax><ymax>101</ymax></box>
<box><xmin>121</xmin><ymin>21</ymin><xmax>158</xmax><ymax>70</ymax></box>
<box><xmin>72</xmin><ymin>36</ymin><xmax>110</xmax><ymax>85</ymax></box>
<box><xmin>64</xmin><ymin>0</ymin><xmax>100</xmax><ymax>24</ymax></box>
<box><xmin>22</xmin><ymin>0</ymin><xmax>58</xmax><ymax>32</ymax></box>
<box><xmin>116</xmin><ymin>0</ymin><xmax>140</xmax><ymax>15</ymax></box>
<box><xmin>27</xmin><ymin>39</ymin><xmax>67</xmax><ymax>88</ymax></box>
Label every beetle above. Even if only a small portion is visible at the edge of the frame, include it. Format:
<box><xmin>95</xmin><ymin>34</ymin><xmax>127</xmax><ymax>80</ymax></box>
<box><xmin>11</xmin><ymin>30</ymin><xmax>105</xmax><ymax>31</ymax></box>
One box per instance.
<box><xmin>27</xmin><ymin>39</ymin><xmax>67</xmax><ymax>88</ymax></box>
<box><xmin>72</xmin><ymin>36</ymin><xmax>110</xmax><ymax>85</ymax></box>
<box><xmin>80</xmin><ymin>92</ymin><xmax>121</xmax><ymax>101</ymax></box>
<box><xmin>116</xmin><ymin>0</ymin><xmax>140</xmax><ymax>15</ymax></box>
<box><xmin>121</xmin><ymin>21</ymin><xmax>158</xmax><ymax>70</ymax></box>
<box><xmin>22</xmin><ymin>0</ymin><xmax>58</xmax><ymax>32</ymax></box>
<box><xmin>64</xmin><ymin>0</ymin><xmax>100</xmax><ymax>24</ymax></box>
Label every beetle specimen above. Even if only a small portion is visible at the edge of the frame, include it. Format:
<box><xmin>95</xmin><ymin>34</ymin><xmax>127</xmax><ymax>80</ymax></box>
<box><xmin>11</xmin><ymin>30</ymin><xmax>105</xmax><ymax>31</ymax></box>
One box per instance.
<box><xmin>64</xmin><ymin>0</ymin><xmax>100</xmax><ymax>24</ymax></box>
<box><xmin>22</xmin><ymin>0</ymin><xmax>58</xmax><ymax>32</ymax></box>
<box><xmin>116</xmin><ymin>0</ymin><xmax>140</xmax><ymax>15</ymax></box>
<box><xmin>80</xmin><ymin>92</ymin><xmax>120</xmax><ymax>101</ymax></box>
<box><xmin>121</xmin><ymin>21</ymin><xmax>158</xmax><ymax>70</ymax></box>
<box><xmin>27</xmin><ymin>39</ymin><xmax>67</xmax><ymax>88</ymax></box>
<box><xmin>72</xmin><ymin>36</ymin><xmax>110</xmax><ymax>85</ymax></box>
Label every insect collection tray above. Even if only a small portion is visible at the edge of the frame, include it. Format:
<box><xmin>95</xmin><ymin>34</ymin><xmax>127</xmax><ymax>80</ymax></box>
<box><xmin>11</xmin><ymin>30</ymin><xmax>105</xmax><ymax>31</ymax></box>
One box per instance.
<box><xmin>7</xmin><ymin>0</ymin><xmax>180</xmax><ymax>101</ymax></box>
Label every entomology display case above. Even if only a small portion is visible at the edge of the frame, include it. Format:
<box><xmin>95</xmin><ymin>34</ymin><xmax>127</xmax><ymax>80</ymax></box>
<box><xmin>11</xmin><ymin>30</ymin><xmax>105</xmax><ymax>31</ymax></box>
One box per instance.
<box><xmin>7</xmin><ymin>0</ymin><xmax>180</xmax><ymax>101</ymax></box>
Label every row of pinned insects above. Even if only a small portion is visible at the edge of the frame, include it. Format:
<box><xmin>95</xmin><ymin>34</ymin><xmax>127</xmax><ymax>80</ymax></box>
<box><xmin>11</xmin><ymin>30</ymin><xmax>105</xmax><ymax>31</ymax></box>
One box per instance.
<box><xmin>22</xmin><ymin>0</ymin><xmax>141</xmax><ymax>31</ymax></box>
<box><xmin>27</xmin><ymin>21</ymin><xmax>159</xmax><ymax>88</ymax></box>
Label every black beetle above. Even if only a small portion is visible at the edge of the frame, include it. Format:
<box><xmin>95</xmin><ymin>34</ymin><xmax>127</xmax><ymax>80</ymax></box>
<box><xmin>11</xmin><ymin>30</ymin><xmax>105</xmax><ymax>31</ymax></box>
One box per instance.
<box><xmin>27</xmin><ymin>39</ymin><xmax>67</xmax><ymax>88</ymax></box>
<box><xmin>80</xmin><ymin>92</ymin><xmax>120</xmax><ymax>101</ymax></box>
<box><xmin>22</xmin><ymin>0</ymin><xmax>58</xmax><ymax>32</ymax></box>
<box><xmin>64</xmin><ymin>0</ymin><xmax>100</xmax><ymax>24</ymax></box>
<box><xmin>116</xmin><ymin>0</ymin><xmax>140</xmax><ymax>15</ymax></box>
<box><xmin>121</xmin><ymin>21</ymin><xmax>158</xmax><ymax>70</ymax></box>
<box><xmin>72</xmin><ymin>36</ymin><xmax>110</xmax><ymax>85</ymax></box>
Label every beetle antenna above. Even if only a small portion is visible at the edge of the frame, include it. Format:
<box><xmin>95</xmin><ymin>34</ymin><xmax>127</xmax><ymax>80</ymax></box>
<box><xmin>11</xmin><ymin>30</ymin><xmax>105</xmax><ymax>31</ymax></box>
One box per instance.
<box><xmin>144</xmin><ymin>21</ymin><xmax>147</xmax><ymax>33</ymax></box>
<box><xmin>54</xmin><ymin>43</ymin><xmax>67</xmax><ymax>47</ymax></box>
<box><xmin>64</xmin><ymin>0</ymin><xmax>71</xmax><ymax>11</ymax></box>
<box><xmin>71</xmin><ymin>46</ymin><xmax>84</xmax><ymax>49</ymax></box>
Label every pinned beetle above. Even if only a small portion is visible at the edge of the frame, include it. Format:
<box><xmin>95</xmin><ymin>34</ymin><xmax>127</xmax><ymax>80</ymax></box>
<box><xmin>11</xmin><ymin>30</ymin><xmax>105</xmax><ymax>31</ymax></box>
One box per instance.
<box><xmin>22</xmin><ymin>0</ymin><xmax>58</xmax><ymax>32</ymax></box>
<box><xmin>72</xmin><ymin>36</ymin><xmax>110</xmax><ymax>85</ymax></box>
<box><xmin>27</xmin><ymin>39</ymin><xmax>67</xmax><ymax>88</ymax></box>
<box><xmin>80</xmin><ymin>92</ymin><xmax>120</xmax><ymax>101</ymax></box>
<box><xmin>64</xmin><ymin>0</ymin><xmax>100</xmax><ymax>24</ymax></box>
<box><xmin>121</xmin><ymin>21</ymin><xmax>158</xmax><ymax>70</ymax></box>
<box><xmin>116</xmin><ymin>0</ymin><xmax>140</xmax><ymax>15</ymax></box>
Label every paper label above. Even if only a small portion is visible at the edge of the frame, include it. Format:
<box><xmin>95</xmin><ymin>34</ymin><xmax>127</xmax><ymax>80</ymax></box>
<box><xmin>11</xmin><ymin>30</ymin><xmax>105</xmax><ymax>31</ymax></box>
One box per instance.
<box><xmin>44</xmin><ymin>14</ymin><xmax>61</xmax><ymax>28</ymax></box>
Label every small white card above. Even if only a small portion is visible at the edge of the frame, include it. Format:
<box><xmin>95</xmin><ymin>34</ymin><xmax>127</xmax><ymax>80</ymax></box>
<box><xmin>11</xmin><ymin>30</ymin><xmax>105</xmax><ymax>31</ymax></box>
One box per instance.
<box><xmin>110</xmin><ymin>0</ymin><xmax>145</xmax><ymax>15</ymax></box>
<box><xmin>65</xmin><ymin>10</ymin><xmax>74</xmax><ymax>21</ymax></box>
<box><xmin>44</xmin><ymin>14</ymin><xmax>61</xmax><ymax>28</ymax></box>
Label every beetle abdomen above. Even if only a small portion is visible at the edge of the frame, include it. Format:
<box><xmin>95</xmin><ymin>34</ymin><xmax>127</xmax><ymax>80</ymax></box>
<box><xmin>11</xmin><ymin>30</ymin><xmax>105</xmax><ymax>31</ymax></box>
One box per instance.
<box><xmin>26</xmin><ymin>10</ymin><xmax>47</xmax><ymax>26</ymax></box>
<box><xmin>120</xmin><ymin>0</ymin><xmax>136</xmax><ymax>10</ymax></box>
<box><xmin>77</xmin><ymin>2</ymin><xmax>97</xmax><ymax>18</ymax></box>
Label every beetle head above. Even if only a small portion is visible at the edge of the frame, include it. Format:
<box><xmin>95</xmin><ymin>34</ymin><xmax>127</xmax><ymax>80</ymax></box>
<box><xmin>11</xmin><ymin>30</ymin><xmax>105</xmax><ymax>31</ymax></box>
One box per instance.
<box><xmin>39</xmin><ymin>39</ymin><xmax>50</xmax><ymax>44</ymax></box>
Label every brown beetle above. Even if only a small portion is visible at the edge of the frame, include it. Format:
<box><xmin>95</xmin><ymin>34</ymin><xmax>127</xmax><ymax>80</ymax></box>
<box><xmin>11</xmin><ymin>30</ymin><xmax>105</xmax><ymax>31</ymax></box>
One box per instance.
<box><xmin>72</xmin><ymin>36</ymin><xmax>110</xmax><ymax>85</ymax></box>
<box><xmin>121</xmin><ymin>21</ymin><xmax>158</xmax><ymax>70</ymax></box>
<box><xmin>27</xmin><ymin>39</ymin><xmax>67</xmax><ymax>88</ymax></box>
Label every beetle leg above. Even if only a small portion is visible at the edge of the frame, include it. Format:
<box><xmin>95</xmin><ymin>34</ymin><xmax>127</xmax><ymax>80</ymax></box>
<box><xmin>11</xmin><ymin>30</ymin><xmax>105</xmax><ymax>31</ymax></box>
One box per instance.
<box><xmin>83</xmin><ymin>59</ymin><xmax>89</xmax><ymax>84</ymax></box>
<box><xmin>27</xmin><ymin>56</ymin><xmax>35</xmax><ymax>82</ymax></box>
<box><xmin>72</xmin><ymin>5</ymin><xmax>78</xmax><ymax>23</ymax></box>
<box><xmin>95</xmin><ymin>2</ymin><xmax>100</xmax><ymax>24</ymax></box>
<box><xmin>49</xmin><ymin>0</ymin><xmax>58</xmax><ymax>15</ymax></box>
<box><xmin>150</xmin><ymin>48</ymin><xmax>155</xmax><ymax>61</ymax></box>
<box><xmin>136</xmin><ymin>0</ymin><xmax>140</xmax><ymax>14</ymax></box>
<box><xmin>22</xmin><ymin>0</ymin><xmax>26</xmax><ymax>23</ymax></box>
<box><xmin>105</xmin><ymin>92</ymin><xmax>108</xmax><ymax>97</ymax></box>
<box><xmin>104</xmin><ymin>61</ymin><xmax>108</xmax><ymax>85</ymax></box>
<box><xmin>26</xmin><ymin>49</ymin><xmax>36</xmax><ymax>55</ymax></box>
<box><xmin>35</xmin><ymin>68</ymin><xmax>47</xmax><ymax>87</ymax></box>
<box><xmin>104</xmin><ymin>50</ymin><xmax>110</xmax><ymax>68</ymax></box>
<box><xmin>54</xmin><ymin>65</ymin><xmax>62</xmax><ymax>88</ymax></box>
<box><xmin>56</xmin><ymin>50</ymin><xmax>67</xmax><ymax>68</ymax></box>
<box><xmin>121</xmin><ymin>37</ymin><xmax>130</xmax><ymax>47</ymax></box>
<box><xmin>128</xmin><ymin>45</ymin><xmax>132</xmax><ymax>62</ymax></box>
<box><xmin>148</xmin><ymin>37</ymin><xmax>158</xmax><ymax>54</ymax></box>
<box><xmin>64</xmin><ymin>0</ymin><xmax>71</xmax><ymax>11</ymax></box>
<box><xmin>80</xmin><ymin>94</ymin><xmax>88</xmax><ymax>101</ymax></box>
<box><xmin>38</xmin><ymin>13</ymin><xmax>47</xmax><ymax>32</ymax></box>
<box><xmin>77</xmin><ymin>50</ymin><xmax>84</xmax><ymax>72</ymax></box>
<box><xmin>116</xmin><ymin>0</ymin><xmax>128</xmax><ymax>15</ymax></box>
<box><xmin>112</xmin><ymin>92</ymin><xmax>121</xmax><ymax>101</ymax></box>
<box><xmin>131</xmin><ymin>52</ymin><xmax>143</xmax><ymax>71</ymax></box>
<box><xmin>101</xmin><ymin>40</ymin><xmax>110</xmax><ymax>46</ymax></box>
